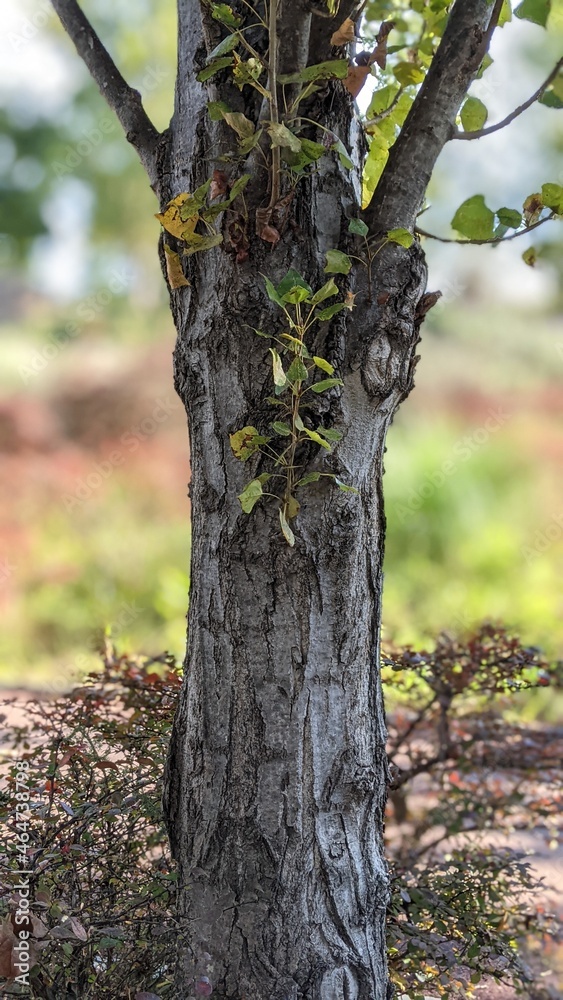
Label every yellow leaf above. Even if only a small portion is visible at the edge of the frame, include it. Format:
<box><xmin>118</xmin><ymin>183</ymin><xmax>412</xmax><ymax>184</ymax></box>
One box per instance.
<box><xmin>286</xmin><ymin>495</ymin><xmax>300</xmax><ymax>519</ymax></box>
<box><xmin>156</xmin><ymin>194</ymin><xmax>199</xmax><ymax>240</ymax></box>
<box><xmin>331</xmin><ymin>17</ymin><xmax>355</xmax><ymax>46</ymax></box>
<box><xmin>164</xmin><ymin>245</ymin><xmax>190</xmax><ymax>289</ymax></box>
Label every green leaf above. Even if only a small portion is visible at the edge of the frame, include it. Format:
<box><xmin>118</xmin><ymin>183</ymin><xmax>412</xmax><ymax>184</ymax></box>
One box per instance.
<box><xmin>324</xmin><ymin>249</ymin><xmax>352</xmax><ymax>274</ymax></box>
<box><xmin>348</xmin><ymin>218</ymin><xmax>369</xmax><ymax>237</ymax></box>
<box><xmin>515</xmin><ymin>0</ymin><xmax>551</xmax><ymax>26</ymax></box>
<box><xmin>279</xmin><ymin>507</ymin><xmax>295</xmax><ymax>546</ymax></box>
<box><xmin>497</xmin><ymin>207</ymin><xmax>522</xmax><ymax>228</ymax></box>
<box><xmin>393</xmin><ymin>62</ymin><xmax>425</xmax><ymax>87</ymax></box>
<box><xmin>233</xmin><ymin>58</ymin><xmax>265</xmax><ymax>91</ymax></box>
<box><xmin>286</xmin><ymin>495</ymin><xmax>300</xmax><ymax>519</ymax></box>
<box><xmin>366</xmin><ymin>83</ymin><xmax>401</xmax><ymax>119</ymax></box>
<box><xmin>264</xmin><ymin>276</ymin><xmax>284</xmax><ymax>306</ymax></box>
<box><xmin>460</xmin><ymin>96</ymin><xmax>488</xmax><ymax>132</ymax></box>
<box><xmin>541</xmin><ymin>182</ymin><xmax>563</xmax><ymax>214</ymax></box>
<box><xmin>313</xmin><ymin>356</ymin><xmax>335</xmax><ymax>375</ymax></box>
<box><xmin>286</xmin><ymin>357</ymin><xmax>309</xmax><ymax>383</ymax></box>
<box><xmin>539</xmin><ymin>69</ymin><xmax>563</xmax><ymax>107</ymax></box>
<box><xmin>238</xmin><ymin>128</ymin><xmax>264</xmax><ymax>154</ymax></box>
<box><xmin>282</xmin><ymin>285</ymin><xmax>311</xmax><ymax>304</ymax></box>
<box><xmin>207</xmin><ymin>33</ymin><xmax>239</xmax><ymax>61</ymax></box>
<box><xmin>208</xmin><ymin>99</ymin><xmax>231</xmax><ymax>120</ymax></box>
<box><xmin>211</xmin><ymin>3</ymin><xmax>243</xmax><ymax>27</ymax></box>
<box><xmin>238</xmin><ymin>479</ymin><xmax>264</xmax><ymax>513</ymax></box>
<box><xmin>522</xmin><ymin>246</ymin><xmax>537</xmax><ymax>266</ymax></box>
<box><xmin>178</xmin><ymin>180</ymin><xmax>212</xmax><ymax>219</ymax></box>
<box><xmin>331</xmin><ymin>138</ymin><xmax>354</xmax><ymax>170</ymax></box>
<box><xmin>230</xmin><ymin>426</ymin><xmax>267</xmax><ymax>460</ymax></box>
<box><xmin>499</xmin><ymin>0</ymin><xmax>513</xmax><ymax>25</ymax></box>
<box><xmin>280</xmin><ymin>333</ymin><xmax>309</xmax><ymax>355</ymax></box>
<box><xmin>451</xmin><ymin>195</ymin><xmax>495</xmax><ymax>240</ymax></box>
<box><xmin>302</xmin><ymin>427</ymin><xmax>331</xmax><ymax>450</ymax></box>
<box><xmin>476</xmin><ymin>52</ymin><xmax>494</xmax><ymax>79</ymax></box>
<box><xmin>222</xmin><ymin>112</ymin><xmax>255</xmax><ymax>138</ymax></box>
<box><xmin>299</xmin><ymin>138</ymin><xmax>327</xmax><ymax>162</ymax></box>
<box><xmin>267</xmin><ymin>123</ymin><xmax>302</xmax><ymax>152</ymax></box>
<box><xmin>228</xmin><ymin>175</ymin><xmax>250</xmax><ymax>202</ymax></box>
<box><xmin>271</xmin><ymin>421</ymin><xmax>291</xmax><ymax>436</ymax></box>
<box><xmin>295</xmin><ymin>472</ymin><xmax>321</xmax><ymax>487</ymax></box>
<box><xmin>278</xmin><ymin>60</ymin><xmax>349</xmax><ymax>84</ymax></box>
<box><xmin>317</xmin><ymin>425</ymin><xmax>343</xmax><ymax>441</ymax></box>
<box><xmin>362</xmin><ymin>128</ymin><xmax>389</xmax><ymax>209</ymax></box>
<box><xmin>269</xmin><ymin>348</ymin><xmax>287</xmax><ymax>387</ymax></box>
<box><xmin>197</xmin><ymin>57</ymin><xmax>233</xmax><ymax>82</ymax></box>
<box><xmin>387</xmin><ymin>227</ymin><xmax>414</xmax><ymax>248</ymax></box>
<box><xmin>335</xmin><ymin>478</ymin><xmax>358</xmax><ymax>493</ymax></box>
<box><xmin>310</xmin><ymin>378</ymin><xmax>343</xmax><ymax>393</ymax></box>
<box><xmin>311</xmin><ymin>278</ymin><xmax>339</xmax><ymax>304</ymax></box>
<box><xmin>277</xmin><ymin>270</ymin><xmax>312</xmax><ymax>297</ymax></box>
<box><xmin>316</xmin><ymin>303</ymin><xmax>346</xmax><ymax>321</ymax></box>
<box><xmin>183</xmin><ymin>232</ymin><xmax>223</xmax><ymax>255</ymax></box>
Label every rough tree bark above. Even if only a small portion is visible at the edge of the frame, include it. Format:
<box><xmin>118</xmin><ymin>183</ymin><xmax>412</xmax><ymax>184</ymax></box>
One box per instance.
<box><xmin>52</xmin><ymin>1</ymin><xmax>503</xmax><ymax>996</ymax></box>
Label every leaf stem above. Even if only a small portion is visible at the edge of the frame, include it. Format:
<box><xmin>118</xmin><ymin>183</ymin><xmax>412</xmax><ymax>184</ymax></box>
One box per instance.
<box><xmin>267</xmin><ymin>0</ymin><xmax>280</xmax><ymax>209</ymax></box>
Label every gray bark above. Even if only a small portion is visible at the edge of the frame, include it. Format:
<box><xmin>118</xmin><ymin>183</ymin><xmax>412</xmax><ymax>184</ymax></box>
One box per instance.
<box><xmin>51</xmin><ymin>0</ymin><xmax>502</xmax><ymax>996</ymax></box>
<box><xmin>160</xmin><ymin>4</ymin><xmax>427</xmax><ymax>997</ymax></box>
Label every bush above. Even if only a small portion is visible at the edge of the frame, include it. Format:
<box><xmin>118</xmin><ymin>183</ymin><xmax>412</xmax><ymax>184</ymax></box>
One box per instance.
<box><xmin>384</xmin><ymin>624</ymin><xmax>562</xmax><ymax>999</ymax></box>
<box><xmin>0</xmin><ymin>626</ymin><xmax>561</xmax><ymax>998</ymax></box>
<box><xmin>0</xmin><ymin>643</ymin><xmax>182</xmax><ymax>999</ymax></box>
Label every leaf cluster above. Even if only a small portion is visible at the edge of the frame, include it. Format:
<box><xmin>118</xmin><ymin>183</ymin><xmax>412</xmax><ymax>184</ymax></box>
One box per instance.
<box><xmin>230</xmin><ymin>269</ymin><xmax>357</xmax><ymax>545</ymax></box>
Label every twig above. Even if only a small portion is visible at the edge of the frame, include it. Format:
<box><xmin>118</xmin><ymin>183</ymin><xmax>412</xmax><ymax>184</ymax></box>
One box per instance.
<box><xmin>51</xmin><ymin>0</ymin><xmax>161</xmax><ymax>190</ymax></box>
<box><xmin>474</xmin><ymin>0</ymin><xmax>505</xmax><ymax>70</ymax></box>
<box><xmin>454</xmin><ymin>57</ymin><xmax>563</xmax><ymax>140</ymax></box>
<box><xmin>415</xmin><ymin>212</ymin><xmax>555</xmax><ymax>246</ymax></box>
<box><xmin>267</xmin><ymin>0</ymin><xmax>281</xmax><ymax>209</ymax></box>
<box><xmin>363</xmin><ymin>86</ymin><xmax>404</xmax><ymax>129</ymax></box>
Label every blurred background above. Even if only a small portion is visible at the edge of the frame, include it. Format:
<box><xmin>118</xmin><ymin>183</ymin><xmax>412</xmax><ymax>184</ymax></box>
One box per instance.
<box><xmin>0</xmin><ymin>0</ymin><xmax>562</xmax><ymax>695</ymax></box>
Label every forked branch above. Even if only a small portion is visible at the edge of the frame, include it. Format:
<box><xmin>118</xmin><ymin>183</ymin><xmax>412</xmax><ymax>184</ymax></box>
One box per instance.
<box><xmin>51</xmin><ymin>0</ymin><xmax>161</xmax><ymax>190</ymax></box>
<box><xmin>454</xmin><ymin>57</ymin><xmax>563</xmax><ymax>140</ymax></box>
<box><xmin>364</xmin><ymin>0</ymin><xmax>505</xmax><ymax>232</ymax></box>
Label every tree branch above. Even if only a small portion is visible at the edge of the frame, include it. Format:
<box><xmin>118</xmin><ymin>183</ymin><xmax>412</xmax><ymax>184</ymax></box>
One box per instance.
<box><xmin>51</xmin><ymin>0</ymin><xmax>161</xmax><ymax>191</ymax></box>
<box><xmin>454</xmin><ymin>57</ymin><xmax>563</xmax><ymax>140</ymax></box>
<box><xmin>364</xmin><ymin>0</ymin><xmax>503</xmax><ymax>232</ymax></box>
<box><xmin>416</xmin><ymin>212</ymin><xmax>555</xmax><ymax>245</ymax></box>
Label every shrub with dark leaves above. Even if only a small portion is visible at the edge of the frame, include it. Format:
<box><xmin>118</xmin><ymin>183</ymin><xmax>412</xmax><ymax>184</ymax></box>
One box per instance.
<box><xmin>384</xmin><ymin>624</ymin><xmax>562</xmax><ymax>999</ymax></box>
<box><xmin>0</xmin><ymin>642</ymin><xmax>182</xmax><ymax>999</ymax></box>
<box><xmin>0</xmin><ymin>625</ymin><xmax>561</xmax><ymax>999</ymax></box>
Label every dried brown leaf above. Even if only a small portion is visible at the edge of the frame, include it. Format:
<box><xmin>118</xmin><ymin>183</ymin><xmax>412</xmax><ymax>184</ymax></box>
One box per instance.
<box><xmin>343</xmin><ymin>64</ymin><xmax>370</xmax><ymax>98</ymax></box>
<box><xmin>210</xmin><ymin>169</ymin><xmax>229</xmax><ymax>201</ymax></box>
<box><xmin>331</xmin><ymin>17</ymin><xmax>355</xmax><ymax>46</ymax></box>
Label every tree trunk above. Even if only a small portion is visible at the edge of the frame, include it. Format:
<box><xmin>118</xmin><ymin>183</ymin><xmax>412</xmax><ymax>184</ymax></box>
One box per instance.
<box><xmin>163</xmin><ymin>239</ymin><xmax>425</xmax><ymax>1000</ymax></box>
<box><xmin>161</xmin><ymin>8</ymin><xmax>426</xmax><ymax>997</ymax></box>
<box><xmin>48</xmin><ymin>0</ymin><xmax>506</xmax><ymax>995</ymax></box>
